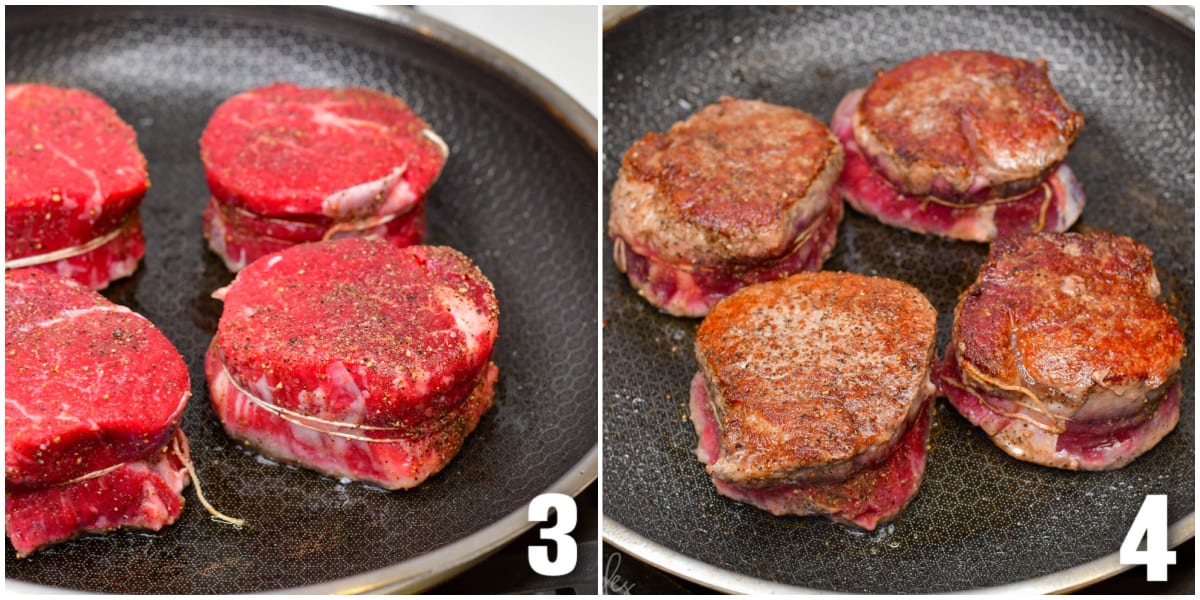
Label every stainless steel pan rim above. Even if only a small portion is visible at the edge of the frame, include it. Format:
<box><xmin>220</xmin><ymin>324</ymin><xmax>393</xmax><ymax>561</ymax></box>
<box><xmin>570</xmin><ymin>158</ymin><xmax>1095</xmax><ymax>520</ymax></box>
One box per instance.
<box><xmin>8</xmin><ymin>447</ymin><xmax>596</xmax><ymax>595</ymax></box>
<box><xmin>605</xmin><ymin>3</ymin><xmax>1194</xmax><ymax>32</ymax></box>
<box><xmin>299</xmin><ymin>446</ymin><xmax>598</xmax><ymax>594</ymax></box>
<box><xmin>5</xmin><ymin>4</ymin><xmax>598</xmax><ymax>594</ymax></box>
<box><xmin>342</xmin><ymin>5</ymin><xmax>597</xmax><ymax>153</ymax></box>
<box><xmin>604</xmin><ymin>513</ymin><xmax>1194</xmax><ymax>594</ymax></box>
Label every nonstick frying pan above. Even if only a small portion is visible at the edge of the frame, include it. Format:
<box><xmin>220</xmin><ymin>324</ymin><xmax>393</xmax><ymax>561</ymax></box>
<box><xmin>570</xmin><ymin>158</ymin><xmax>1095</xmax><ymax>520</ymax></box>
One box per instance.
<box><xmin>5</xmin><ymin>5</ymin><xmax>597</xmax><ymax>593</ymax></box>
<box><xmin>602</xmin><ymin>5</ymin><xmax>1194</xmax><ymax>593</ymax></box>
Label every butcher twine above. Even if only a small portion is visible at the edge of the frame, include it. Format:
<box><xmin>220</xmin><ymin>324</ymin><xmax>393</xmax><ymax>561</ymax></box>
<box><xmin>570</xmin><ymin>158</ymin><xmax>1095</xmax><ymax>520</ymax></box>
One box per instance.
<box><xmin>48</xmin><ymin>426</ymin><xmax>246</xmax><ymax>528</ymax></box>
<box><xmin>914</xmin><ymin>182</ymin><xmax>1056</xmax><ymax>233</ymax></box>
<box><xmin>222</xmin><ymin>363</ymin><xmax>422</xmax><ymax>444</ymax></box>
<box><xmin>169</xmin><ymin>429</ymin><xmax>246</xmax><ymax>527</ymax></box>
<box><xmin>221</xmin><ymin>202</ymin><xmax>403</xmax><ymax>242</ymax></box>
<box><xmin>218</xmin><ymin>126</ymin><xmax>448</xmax><ymax>244</ymax></box>
<box><xmin>4</xmin><ymin>213</ymin><xmax>134</xmax><ymax>269</ymax></box>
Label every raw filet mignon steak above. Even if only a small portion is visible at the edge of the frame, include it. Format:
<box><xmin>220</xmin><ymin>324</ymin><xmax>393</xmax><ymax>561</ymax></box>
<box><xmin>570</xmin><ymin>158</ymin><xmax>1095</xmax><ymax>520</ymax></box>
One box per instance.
<box><xmin>831</xmin><ymin>50</ymin><xmax>1086</xmax><ymax>241</ymax></box>
<box><xmin>608</xmin><ymin>97</ymin><xmax>844</xmax><ymax>317</ymax></box>
<box><xmin>199</xmin><ymin>83</ymin><xmax>447</xmax><ymax>271</ymax></box>
<box><xmin>5</xmin><ymin>84</ymin><xmax>149</xmax><ymax>289</ymax></box>
<box><xmin>207</xmin><ymin>237</ymin><xmax>499</xmax><ymax>489</ymax></box>
<box><xmin>938</xmin><ymin>232</ymin><xmax>1184</xmax><ymax>470</ymax></box>
<box><xmin>690</xmin><ymin>272</ymin><xmax>937</xmax><ymax>529</ymax></box>
<box><xmin>5</xmin><ymin>269</ymin><xmax>190</xmax><ymax>557</ymax></box>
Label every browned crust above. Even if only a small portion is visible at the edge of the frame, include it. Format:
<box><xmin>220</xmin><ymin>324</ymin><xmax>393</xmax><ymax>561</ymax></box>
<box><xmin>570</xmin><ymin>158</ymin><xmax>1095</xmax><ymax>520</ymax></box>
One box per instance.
<box><xmin>608</xmin><ymin>97</ymin><xmax>843</xmax><ymax>265</ymax></box>
<box><xmin>953</xmin><ymin>232</ymin><xmax>1184</xmax><ymax>411</ymax></box>
<box><xmin>695</xmin><ymin>271</ymin><xmax>937</xmax><ymax>487</ymax></box>
<box><xmin>854</xmin><ymin>50</ymin><xmax>1083</xmax><ymax>202</ymax></box>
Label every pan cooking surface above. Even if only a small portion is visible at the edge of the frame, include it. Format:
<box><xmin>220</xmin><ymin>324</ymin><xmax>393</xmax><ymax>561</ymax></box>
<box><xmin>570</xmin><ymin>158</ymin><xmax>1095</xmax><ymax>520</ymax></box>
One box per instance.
<box><xmin>6</xmin><ymin>6</ymin><xmax>596</xmax><ymax>593</ymax></box>
<box><xmin>602</xmin><ymin>5</ymin><xmax>1193</xmax><ymax>593</ymax></box>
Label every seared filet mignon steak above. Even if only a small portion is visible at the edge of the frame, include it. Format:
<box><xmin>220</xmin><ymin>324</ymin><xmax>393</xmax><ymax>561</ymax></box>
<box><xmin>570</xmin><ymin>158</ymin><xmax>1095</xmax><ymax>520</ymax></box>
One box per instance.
<box><xmin>5</xmin><ymin>269</ymin><xmax>190</xmax><ymax>556</ymax></box>
<box><xmin>690</xmin><ymin>272</ymin><xmax>937</xmax><ymax>529</ymax></box>
<box><xmin>199</xmin><ymin>83</ymin><xmax>447</xmax><ymax>271</ymax></box>
<box><xmin>831</xmin><ymin>51</ymin><xmax>1086</xmax><ymax>241</ymax></box>
<box><xmin>938</xmin><ymin>232</ymin><xmax>1184</xmax><ymax>470</ymax></box>
<box><xmin>207</xmin><ymin>238</ymin><xmax>499</xmax><ymax>489</ymax></box>
<box><xmin>609</xmin><ymin>97</ymin><xmax>844</xmax><ymax>317</ymax></box>
<box><xmin>5</xmin><ymin>84</ymin><xmax>149</xmax><ymax>289</ymax></box>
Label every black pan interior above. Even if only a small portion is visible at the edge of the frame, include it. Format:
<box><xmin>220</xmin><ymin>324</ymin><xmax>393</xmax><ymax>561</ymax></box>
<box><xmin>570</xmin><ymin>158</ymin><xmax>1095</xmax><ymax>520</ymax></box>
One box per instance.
<box><xmin>602</xmin><ymin>5</ymin><xmax>1193</xmax><ymax>593</ymax></box>
<box><xmin>6</xmin><ymin>6</ymin><xmax>597</xmax><ymax>593</ymax></box>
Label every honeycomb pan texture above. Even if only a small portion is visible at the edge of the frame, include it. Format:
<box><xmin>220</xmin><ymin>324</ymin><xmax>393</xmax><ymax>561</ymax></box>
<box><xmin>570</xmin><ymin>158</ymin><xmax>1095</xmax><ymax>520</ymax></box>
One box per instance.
<box><xmin>603</xmin><ymin>5</ymin><xmax>1194</xmax><ymax>593</ymax></box>
<box><xmin>6</xmin><ymin>5</ymin><xmax>597</xmax><ymax>593</ymax></box>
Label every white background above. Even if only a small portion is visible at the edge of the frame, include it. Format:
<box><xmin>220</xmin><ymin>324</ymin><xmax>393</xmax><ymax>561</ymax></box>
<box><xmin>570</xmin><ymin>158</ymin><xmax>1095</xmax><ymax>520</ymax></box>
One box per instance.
<box><xmin>417</xmin><ymin>5</ymin><xmax>600</xmax><ymax>118</ymax></box>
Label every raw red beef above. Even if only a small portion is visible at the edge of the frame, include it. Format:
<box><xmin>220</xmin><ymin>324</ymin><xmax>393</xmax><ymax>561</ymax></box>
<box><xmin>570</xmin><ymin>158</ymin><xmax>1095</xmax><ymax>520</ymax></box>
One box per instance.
<box><xmin>6</xmin><ymin>435</ymin><xmax>191</xmax><ymax>558</ymax></box>
<box><xmin>199</xmin><ymin>83</ymin><xmax>448</xmax><ymax>270</ymax></box>
<box><xmin>202</xmin><ymin>197</ymin><xmax>425</xmax><ymax>272</ymax></box>
<box><xmin>207</xmin><ymin>238</ymin><xmax>499</xmax><ymax>489</ymax></box>
<box><xmin>209</xmin><ymin>356</ymin><xmax>497</xmax><ymax>490</ymax></box>
<box><xmin>5</xmin><ymin>84</ymin><xmax>149</xmax><ymax>289</ymax></box>
<box><xmin>5</xmin><ymin>269</ymin><xmax>189</xmax><ymax>489</ymax></box>
<box><xmin>5</xmin><ymin>269</ymin><xmax>191</xmax><ymax>555</ymax></box>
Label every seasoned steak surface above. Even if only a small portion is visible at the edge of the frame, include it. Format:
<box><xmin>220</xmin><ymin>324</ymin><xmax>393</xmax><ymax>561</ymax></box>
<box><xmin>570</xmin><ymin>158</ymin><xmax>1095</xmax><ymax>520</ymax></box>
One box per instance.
<box><xmin>612</xmin><ymin>195</ymin><xmax>841</xmax><ymax>317</ymax></box>
<box><xmin>5</xmin><ymin>269</ymin><xmax>189</xmax><ymax>489</ymax></box>
<box><xmin>212</xmin><ymin>238</ymin><xmax>498</xmax><ymax>429</ymax></box>
<box><xmin>953</xmin><ymin>232</ymin><xmax>1184</xmax><ymax>419</ymax></box>
<box><xmin>609</xmin><ymin>97</ymin><xmax>843</xmax><ymax>265</ymax></box>
<box><xmin>691</xmin><ymin>371</ymin><xmax>933</xmax><ymax>530</ymax></box>
<box><xmin>5</xmin><ymin>440</ymin><xmax>189</xmax><ymax>557</ymax></box>
<box><xmin>832</xmin><ymin>88</ymin><xmax>1086</xmax><ymax>242</ymax></box>
<box><xmin>694</xmin><ymin>271</ymin><xmax>937</xmax><ymax>488</ymax></box>
<box><xmin>200</xmin><ymin>82</ymin><xmax>446</xmax><ymax>218</ymax></box>
<box><xmin>5</xmin><ymin>84</ymin><xmax>148</xmax><ymax>255</ymax></box>
<box><xmin>854</xmin><ymin>50</ymin><xmax>1083</xmax><ymax>202</ymax></box>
